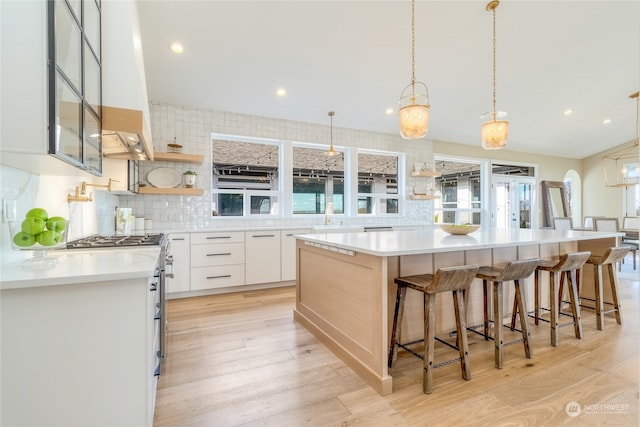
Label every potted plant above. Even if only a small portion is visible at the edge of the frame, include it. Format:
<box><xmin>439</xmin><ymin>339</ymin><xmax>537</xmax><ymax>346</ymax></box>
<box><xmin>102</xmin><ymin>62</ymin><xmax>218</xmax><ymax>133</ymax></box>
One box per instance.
<box><xmin>183</xmin><ymin>170</ymin><xmax>197</xmax><ymax>188</ymax></box>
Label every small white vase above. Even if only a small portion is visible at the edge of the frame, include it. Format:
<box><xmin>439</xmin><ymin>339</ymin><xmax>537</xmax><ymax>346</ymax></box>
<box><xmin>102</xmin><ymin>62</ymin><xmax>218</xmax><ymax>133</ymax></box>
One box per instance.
<box><xmin>184</xmin><ymin>175</ymin><xmax>196</xmax><ymax>188</ymax></box>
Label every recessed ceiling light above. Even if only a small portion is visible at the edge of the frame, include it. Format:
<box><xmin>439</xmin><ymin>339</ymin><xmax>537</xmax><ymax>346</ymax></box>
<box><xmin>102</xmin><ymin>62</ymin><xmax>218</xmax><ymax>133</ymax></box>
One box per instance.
<box><xmin>603</xmin><ymin>118</ymin><xmax>612</xmax><ymax>125</ymax></box>
<box><xmin>276</xmin><ymin>88</ymin><xmax>286</xmax><ymax>97</ymax></box>
<box><xmin>385</xmin><ymin>108</ymin><xmax>394</xmax><ymax>115</ymax></box>
<box><xmin>564</xmin><ymin>109</ymin><xmax>573</xmax><ymax>116</ymax></box>
<box><xmin>170</xmin><ymin>42</ymin><xmax>184</xmax><ymax>54</ymax></box>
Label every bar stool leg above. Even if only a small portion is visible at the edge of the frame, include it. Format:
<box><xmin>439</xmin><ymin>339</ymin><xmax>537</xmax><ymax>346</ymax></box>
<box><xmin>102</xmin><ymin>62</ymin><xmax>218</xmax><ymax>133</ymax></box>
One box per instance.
<box><xmin>483</xmin><ymin>280</ymin><xmax>490</xmax><ymax>339</ymax></box>
<box><xmin>549</xmin><ymin>271</ymin><xmax>559</xmax><ymax>347</ymax></box>
<box><xmin>606</xmin><ymin>263</ymin><xmax>623</xmax><ymax>325</ymax></box>
<box><xmin>388</xmin><ymin>286</ymin><xmax>407</xmax><ymax>368</ymax></box>
<box><xmin>593</xmin><ymin>263</ymin><xmax>605</xmax><ymax>331</ymax></box>
<box><xmin>534</xmin><ymin>270</ymin><xmax>541</xmax><ymax>326</ymax></box>
<box><xmin>492</xmin><ymin>281</ymin><xmax>504</xmax><ymax>369</ymax></box>
<box><xmin>423</xmin><ymin>293</ymin><xmax>436</xmax><ymax>394</ymax></box>
<box><xmin>453</xmin><ymin>290</ymin><xmax>471</xmax><ymax>381</ymax></box>
<box><xmin>566</xmin><ymin>269</ymin><xmax>583</xmax><ymax>339</ymax></box>
<box><xmin>513</xmin><ymin>279</ymin><xmax>533</xmax><ymax>359</ymax></box>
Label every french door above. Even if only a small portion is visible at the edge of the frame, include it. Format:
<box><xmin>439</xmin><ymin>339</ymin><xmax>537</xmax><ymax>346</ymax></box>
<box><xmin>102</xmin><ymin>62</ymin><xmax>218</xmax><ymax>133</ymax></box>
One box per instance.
<box><xmin>492</xmin><ymin>176</ymin><xmax>537</xmax><ymax>229</ymax></box>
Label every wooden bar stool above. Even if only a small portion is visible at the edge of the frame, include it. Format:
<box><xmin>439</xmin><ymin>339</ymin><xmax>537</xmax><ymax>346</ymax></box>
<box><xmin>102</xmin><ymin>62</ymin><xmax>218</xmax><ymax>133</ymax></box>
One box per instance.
<box><xmin>470</xmin><ymin>258</ymin><xmax>539</xmax><ymax>369</ymax></box>
<box><xmin>388</xmin><ymin>265</ymin><xmax>479</xmax><ymax>394</ymax></box>
<box><xmin>532</xmin><ymin>252</ymin><xmax>591</xmax><ymax>347</ymax></box>
<box><xmin>583</xmin><ymin>247</ymin><xmax>629</xmax><ymax>330</ymax></box>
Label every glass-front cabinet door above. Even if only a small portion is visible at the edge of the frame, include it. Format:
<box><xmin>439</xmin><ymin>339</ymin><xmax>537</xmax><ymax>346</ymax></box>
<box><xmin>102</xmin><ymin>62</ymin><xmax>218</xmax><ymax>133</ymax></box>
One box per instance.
<box><xmin>48</xmin><ymin>0</ymin><xmax>102</xmax><ymax>175</ymax></box>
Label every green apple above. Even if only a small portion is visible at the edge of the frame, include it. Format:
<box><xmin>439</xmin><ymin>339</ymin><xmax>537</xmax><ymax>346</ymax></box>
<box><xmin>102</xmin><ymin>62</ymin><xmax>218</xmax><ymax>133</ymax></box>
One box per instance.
<box><xmin>36</xmin><ymin>230</ymin><xmax>62</xmax><ymax>246</ymax></box>
<box><xmin>46</xmin><ymin>216</ymin><xmax>67</xmax><ymax>232</ymax></box>
<box><xmin>25</xmin><ymin>208</ymin><xmax>48</xmax><ymax>221</ymax></box>
<box><xmin>21</xmin><ymin>217</ymin><xmax>46</xmax><ymax>235</ymax></box>
<box><xmin>13</xmin><ymin>231</ymin><xmax>36</xmax><ymax>247</ymax></box>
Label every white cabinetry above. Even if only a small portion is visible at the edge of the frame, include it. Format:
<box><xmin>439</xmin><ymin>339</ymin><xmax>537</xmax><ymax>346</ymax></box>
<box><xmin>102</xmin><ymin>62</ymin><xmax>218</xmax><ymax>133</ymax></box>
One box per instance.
<box><xmin>167</xmin><ymin>233</ymin><xmax>190</xmax><ymax>293</ymax></box>
<box><xmin>1</xmin><ymin>276</ymin><xmax>158</xmax><ymax>426</ymax></box>
<box><xmin>281</xmin><ymin>229</ymin><xmax>313</xmax><ymax>281</ymax></box>
<box><xmin>245</xmin><ymin>231</ymin><xmax>282</xmax><ymax>284</ymax></box>
<box><xmin>190</xmin><ymin>232</ymin><xmax>245</xmax><ymax>290</ymax></box>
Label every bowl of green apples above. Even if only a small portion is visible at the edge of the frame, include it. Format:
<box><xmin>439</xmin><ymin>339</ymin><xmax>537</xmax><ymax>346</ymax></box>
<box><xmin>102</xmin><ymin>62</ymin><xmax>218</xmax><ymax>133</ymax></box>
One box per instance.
<box><xmin>10</xmin><ymin>208</ymin><xmax>69</xmax><ymax>255</ymax></box>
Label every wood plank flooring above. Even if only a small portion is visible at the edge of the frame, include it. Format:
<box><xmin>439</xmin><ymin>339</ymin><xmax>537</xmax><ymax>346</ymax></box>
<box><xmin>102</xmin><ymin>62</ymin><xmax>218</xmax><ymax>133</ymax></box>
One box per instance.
<box><xmin>154</xmin><ymin>259</ymin><xmax>639</xmax><ymax>426</ymax></box>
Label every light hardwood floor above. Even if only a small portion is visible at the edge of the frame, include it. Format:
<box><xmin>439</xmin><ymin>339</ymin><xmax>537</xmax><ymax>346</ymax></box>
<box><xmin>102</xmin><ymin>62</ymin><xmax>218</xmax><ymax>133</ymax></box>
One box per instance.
<box><xmin>154</xmin><ymin>258</ymin><xmax>639</xmax><ymax>426</ymax></box>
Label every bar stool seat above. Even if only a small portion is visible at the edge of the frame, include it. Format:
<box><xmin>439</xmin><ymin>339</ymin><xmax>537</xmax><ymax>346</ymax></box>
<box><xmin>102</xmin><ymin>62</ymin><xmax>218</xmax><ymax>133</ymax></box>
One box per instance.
<box><xmin>532</xmin><ymin>251</ymin><xmax>591</xmax><ymax>347</ymax></box>
<box><xmin>388</xmin><ymin>265</ymin><xmax>479</xmax><ymax>394</ymax></box>
<box><xmin>583</xmin><ymin>247</ymin><xmax>629</xmax><ymax>330</ymax></box>
<box><xmin>469</xmin><ymin>258</ymin><xmax>539</xmax><ymax>369</ymax></box>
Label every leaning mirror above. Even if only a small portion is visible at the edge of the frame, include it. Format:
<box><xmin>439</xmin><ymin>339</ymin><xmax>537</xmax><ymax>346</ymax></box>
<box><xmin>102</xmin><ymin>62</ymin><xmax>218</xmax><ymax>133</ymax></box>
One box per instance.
<box><xmin>541</xmin><ymin>180</ymin><xmax>571</xmax><ymax>228</ymax></box>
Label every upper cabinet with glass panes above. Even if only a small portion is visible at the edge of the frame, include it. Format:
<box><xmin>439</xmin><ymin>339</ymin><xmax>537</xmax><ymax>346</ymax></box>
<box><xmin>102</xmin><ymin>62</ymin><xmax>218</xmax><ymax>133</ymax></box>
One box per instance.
<box><xmin>48</xmin><ymin>0</ymin><xmax>102</xmax><ymax>175</ymax></box>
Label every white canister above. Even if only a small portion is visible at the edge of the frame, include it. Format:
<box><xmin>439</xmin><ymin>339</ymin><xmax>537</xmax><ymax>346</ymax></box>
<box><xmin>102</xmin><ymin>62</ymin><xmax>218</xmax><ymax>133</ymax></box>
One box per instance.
<box><xmin>135</xmin><ymin>217</ymin><xmax>145</xmax><ymax>230</ymax></box>
<box><xmin>144</xmin><ymin>219</ymin><xmax>153</xmax><ymax>230</ymax></box>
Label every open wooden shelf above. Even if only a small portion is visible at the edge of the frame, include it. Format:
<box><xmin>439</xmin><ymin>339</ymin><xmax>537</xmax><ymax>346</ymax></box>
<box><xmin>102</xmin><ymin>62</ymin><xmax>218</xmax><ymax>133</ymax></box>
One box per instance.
<box><xmin>138</xmin><ymin>186</ymin><xmax>204</xmax><ymax>196</ymax></box>
<box><xmin>152</xmin><ymin>151</ymin><xmax>204</xmax><ymax>163</ymax></box>
<box><xmin>410</xmin><ymin>170</ymin><xmax>441</xmax><ymax>177</ymax></box>
<box><xmin>409</xmin><ymin>194</ymin><xmax>440</xmax><ymax>200</ymax></box>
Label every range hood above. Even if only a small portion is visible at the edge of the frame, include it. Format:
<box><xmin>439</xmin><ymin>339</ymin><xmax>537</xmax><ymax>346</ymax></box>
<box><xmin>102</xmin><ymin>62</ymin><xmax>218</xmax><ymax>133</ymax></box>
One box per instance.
<box><xmin>102</xmin><ymin>106</ymin><xmax>154</xmax><ymax>160</ymax></box>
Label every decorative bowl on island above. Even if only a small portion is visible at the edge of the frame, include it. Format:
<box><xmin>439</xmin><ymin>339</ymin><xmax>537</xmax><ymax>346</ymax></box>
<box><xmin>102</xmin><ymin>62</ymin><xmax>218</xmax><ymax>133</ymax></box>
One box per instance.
<box><xmin>440</xmin><ymin>224</ymin><xmax>480</xmax><ymax>235</ymax></box>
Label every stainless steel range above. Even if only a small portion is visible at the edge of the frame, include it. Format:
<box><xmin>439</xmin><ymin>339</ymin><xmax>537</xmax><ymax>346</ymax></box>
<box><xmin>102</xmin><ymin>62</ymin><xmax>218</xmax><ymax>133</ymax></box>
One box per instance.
<box><xmin>66</xmin><ymin>233</ymin><xmax>172</xmax><ymax>373</ymax></box>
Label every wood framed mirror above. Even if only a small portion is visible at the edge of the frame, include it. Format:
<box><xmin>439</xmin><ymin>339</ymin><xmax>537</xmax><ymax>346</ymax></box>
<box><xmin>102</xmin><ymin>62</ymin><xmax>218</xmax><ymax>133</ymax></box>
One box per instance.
<box><xmin>541</xmin><ymin>180</ymin><xmax>571</xmax><ymax>228</ymax></box>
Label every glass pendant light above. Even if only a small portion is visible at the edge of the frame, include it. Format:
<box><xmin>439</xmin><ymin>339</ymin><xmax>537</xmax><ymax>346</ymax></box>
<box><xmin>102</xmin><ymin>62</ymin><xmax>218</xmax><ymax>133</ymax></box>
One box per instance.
<box><xmin>325</xmin><ymin>111</ymin><xmax>338</xmax><ymax>156</ymax></box>
<box><xmin>481</xmin><ymin>0</ymin><xmax>509</xmax><ymax>150</ymax></box>
<box><xmin>398</xmin><ymin>0</ymin><xmax>430</xmax><ymax>139</ymax></box>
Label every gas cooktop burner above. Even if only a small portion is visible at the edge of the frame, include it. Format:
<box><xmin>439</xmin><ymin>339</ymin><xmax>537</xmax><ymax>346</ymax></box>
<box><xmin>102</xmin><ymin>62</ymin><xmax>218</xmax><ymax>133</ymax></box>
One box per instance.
<box><xmin>67</xmin><ymin>234</ymin><xmax>165</xmax><ymax>249</ymax></box>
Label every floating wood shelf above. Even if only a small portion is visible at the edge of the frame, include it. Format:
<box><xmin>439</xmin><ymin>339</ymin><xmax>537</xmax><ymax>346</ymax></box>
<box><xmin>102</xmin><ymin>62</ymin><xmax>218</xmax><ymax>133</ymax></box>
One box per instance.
<box><xmin>410</xmin><ymin>171</ymin><xmax>441</xmax><ymax>177</ymax></box>
<box><xmin>152</xmin><ymin>151</ymin><xmax>204</xmax><ymax>163</ymax></box>
<box><xmin>409</xmin><ymin>194</ymin><xmax>440</xmax><ymax>200</ymax></box>
<box><xmin>138</xmin><ymin>187</ymin><xmax>204</xmax><ymax>196</ymax></box>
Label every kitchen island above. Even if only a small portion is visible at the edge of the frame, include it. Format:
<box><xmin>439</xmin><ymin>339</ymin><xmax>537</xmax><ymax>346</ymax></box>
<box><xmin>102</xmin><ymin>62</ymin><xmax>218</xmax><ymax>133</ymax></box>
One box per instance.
<box><xmin>293</xmin><ymin>227</ymin><xmax>621</xmax><ymax>395</ymax></box>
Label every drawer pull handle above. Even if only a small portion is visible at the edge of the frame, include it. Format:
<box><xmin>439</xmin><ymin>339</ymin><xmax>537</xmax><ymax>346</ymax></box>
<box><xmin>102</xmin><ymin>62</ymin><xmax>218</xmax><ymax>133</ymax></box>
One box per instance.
<box><xmin>172</xmin><ymin>238</ymin><xmax>185</xmax><ymax>241</ymax></box>
<box><xmin>253</xmin><ymin>234</ymin><xmax>275</xmax><ymax>238</ymax></box>
<box><xmin>207</xmin><ymin>274</ymin><xmax>232</xmax><ymax>279</ymax></box>
<box><xmin>206</xmin><ymin>236</ymin><xmax>231</xmax><ymax>239</ymax></box>
<box><xmin>207</xmin><ymin>252</ymin><xmax>231</xmax><ymax>256</ymax></box>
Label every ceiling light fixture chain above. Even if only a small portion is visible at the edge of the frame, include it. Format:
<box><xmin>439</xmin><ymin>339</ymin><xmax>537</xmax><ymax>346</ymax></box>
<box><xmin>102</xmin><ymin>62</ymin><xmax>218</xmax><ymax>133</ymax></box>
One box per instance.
<box><xmin>480</xmin><ymin>0</ymin><xmax>509</xmax><ymax>150</ymax></box>
<box><xmin>398</xmin><ymin>0</ymin><xmax>430</xmax><ymax>139</ymax></box>
<box><xmin>325</xmin><ymin>111</ymin><xmax>338</xmax><ymax>157</ymax></box>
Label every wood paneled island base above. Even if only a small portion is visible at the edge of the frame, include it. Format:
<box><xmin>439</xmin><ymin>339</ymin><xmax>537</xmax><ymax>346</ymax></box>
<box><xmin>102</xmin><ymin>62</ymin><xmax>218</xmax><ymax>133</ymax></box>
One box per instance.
<box><xmin>294</xmin><ymin>228</ymin><xmax>621</xmax><ymax>395</ymax></box>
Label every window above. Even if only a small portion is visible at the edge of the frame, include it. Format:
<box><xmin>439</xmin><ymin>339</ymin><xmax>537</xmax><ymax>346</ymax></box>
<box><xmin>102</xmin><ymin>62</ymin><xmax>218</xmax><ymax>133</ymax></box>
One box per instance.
<box><xmin>212</xmin><ymin>136</ymin><xmax>280</xmax><ymax>217</ymax></box>
<box><xmin>433</xmin><ymin>156</ymin><xmax>487</xmax><ymax>225</ymax></box>
<box><xmin>357</xmin><ymin>151</ymin><xmax>400</xmax><ymax>215</ymax></box>
<box><xmin>292</xmin><ymin>145</ymin><xmax>344</xmax><ymax>215</ymax></box>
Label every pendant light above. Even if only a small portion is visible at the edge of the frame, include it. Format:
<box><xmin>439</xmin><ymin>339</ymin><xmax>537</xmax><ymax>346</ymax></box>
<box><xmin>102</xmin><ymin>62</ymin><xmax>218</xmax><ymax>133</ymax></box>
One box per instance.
<box><xmin>325</xmin><ymin>111</ymin><xmax>338</xmax><ymax>156</ymax></box>
<box><xmin>398</xmin><ymin>0</ymin><xmax>430</xmax><ymax>139</ymax></box>
<box><xmin>602</xmin><ymin>91</ymin><xmax>640</xmax><ymax>187</ymax></box>
<box><xmin>481</xmin><ymin>0</ymin><xmax>509</xmax><ymax>150</ymax></box>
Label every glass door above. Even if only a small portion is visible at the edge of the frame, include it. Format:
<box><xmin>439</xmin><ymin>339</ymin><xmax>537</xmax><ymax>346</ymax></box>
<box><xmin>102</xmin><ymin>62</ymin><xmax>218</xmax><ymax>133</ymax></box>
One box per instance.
<box><xmin>492</xmin><ymin>176</ymin><xmax>537</xmax><ymax>229</ymax></box>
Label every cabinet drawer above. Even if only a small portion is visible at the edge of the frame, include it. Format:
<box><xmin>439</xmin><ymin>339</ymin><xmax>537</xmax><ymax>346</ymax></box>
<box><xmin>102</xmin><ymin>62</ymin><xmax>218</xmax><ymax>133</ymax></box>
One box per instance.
<box><xmin>191</xmin><ymin>265</ymin><xmax>245</xmax><ymax>290</ymax></box>
<box><xmin>191</xmin><ymin>242</ymin><xmax>245</xmax><ymax>267</ymax></box>
<box><xmin>191</xmin><ymin>231</ymin><xmax>244</xmax><ymax>245</ymax></box>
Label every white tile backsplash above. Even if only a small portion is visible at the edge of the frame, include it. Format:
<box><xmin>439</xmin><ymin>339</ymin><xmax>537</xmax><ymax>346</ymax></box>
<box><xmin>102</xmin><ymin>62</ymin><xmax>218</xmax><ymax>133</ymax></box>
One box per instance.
<box><xmin>118</xmin><ymin>102</ymin><xmax>435</xmax><ymax>230</ymax></box>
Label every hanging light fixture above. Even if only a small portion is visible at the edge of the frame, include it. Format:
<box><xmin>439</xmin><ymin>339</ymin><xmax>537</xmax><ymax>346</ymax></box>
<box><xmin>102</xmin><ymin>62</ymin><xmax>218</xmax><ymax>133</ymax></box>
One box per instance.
<box><xmin>325</xmin><ymin>111</ymin><xmax>338</xmax><ymax>156</ymax></box>
<box><xmin>398</xmin><ymin>0</ymin><xmax>430</xmax><ymax>139</ymax></box>
<box><xmin>602</xmin><ymin>91</ymin><xmax>640</xmax><ymax>187</ymax></box>
<box><xmin>481</xmin><ymin>0</ymin><xmax>509</xmax><ymax>150</ymax></box>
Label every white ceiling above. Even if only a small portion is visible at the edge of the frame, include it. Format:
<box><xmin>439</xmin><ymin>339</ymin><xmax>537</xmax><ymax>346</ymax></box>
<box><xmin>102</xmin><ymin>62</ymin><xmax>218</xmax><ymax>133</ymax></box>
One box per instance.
<box><xmin>136</xmin><ymin>0</ymin><xmax>640</xmax><ymax>160</ymax></box>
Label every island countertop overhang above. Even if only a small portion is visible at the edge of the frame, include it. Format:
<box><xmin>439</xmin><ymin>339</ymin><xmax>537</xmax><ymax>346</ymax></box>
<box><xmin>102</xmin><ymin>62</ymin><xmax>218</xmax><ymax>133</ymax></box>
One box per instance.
<box><xmin>294</xmin><ymin>228</ymin><xmax>623</xmax><ymax>257</ymax></box>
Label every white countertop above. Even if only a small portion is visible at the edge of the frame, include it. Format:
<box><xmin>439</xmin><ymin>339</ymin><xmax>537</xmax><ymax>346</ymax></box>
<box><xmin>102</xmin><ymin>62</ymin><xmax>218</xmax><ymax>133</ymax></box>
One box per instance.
<box><xmin>0</xmin><ymin>247</ymin><xmax>161</xmax><ymax>290</ymax></box>
<box><xmin>295</xmin><ymin>228</ymin><xmax>623</xmax><ymax>257</ymax></box>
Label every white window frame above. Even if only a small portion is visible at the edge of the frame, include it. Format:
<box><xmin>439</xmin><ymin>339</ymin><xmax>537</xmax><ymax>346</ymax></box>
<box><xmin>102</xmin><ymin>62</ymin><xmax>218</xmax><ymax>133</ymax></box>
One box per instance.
<box><xmin>356</xmin><ymin>148</ymin><xmax>405</xmax><ymax>217</ymax></box>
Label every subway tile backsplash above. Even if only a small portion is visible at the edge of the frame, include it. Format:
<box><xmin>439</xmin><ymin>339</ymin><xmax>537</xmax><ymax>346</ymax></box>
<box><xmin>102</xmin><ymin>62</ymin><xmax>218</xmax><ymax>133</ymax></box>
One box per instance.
<box><xmin>117</xmin><ymin>102</ymin><xmax>436</xmax><ymax>230</ymax></box>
